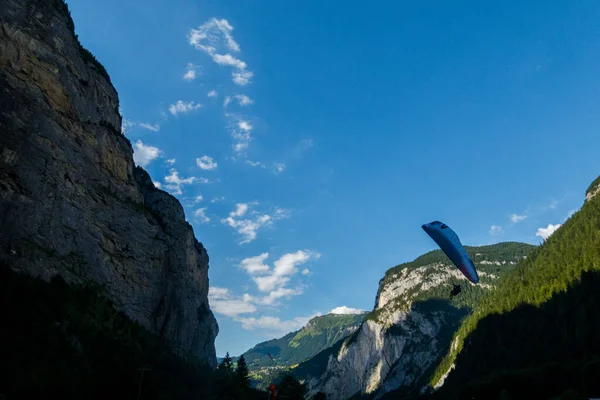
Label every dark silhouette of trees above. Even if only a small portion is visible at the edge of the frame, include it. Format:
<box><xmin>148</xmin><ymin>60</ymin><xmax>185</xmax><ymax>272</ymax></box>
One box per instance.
<box><xmin>277</xmin><ymin>374</ymin><xmax>307</xmax><ymax>400</ymax></box>
<box><xmin>235</xmin><ymin>355</ymin><xmax>251</xmax><ymax>390</ymax></box>
<box><xmin>313</xmin><ymin>391</ymin><xmax>327</xmax><ymax>400</ymax></box>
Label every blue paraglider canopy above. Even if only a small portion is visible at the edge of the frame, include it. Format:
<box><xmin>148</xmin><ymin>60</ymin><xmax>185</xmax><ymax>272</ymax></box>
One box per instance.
<box><xmin>422</xmin><ymin>221</ymin><xmax>479</xmax><ymax>284</ymax></box>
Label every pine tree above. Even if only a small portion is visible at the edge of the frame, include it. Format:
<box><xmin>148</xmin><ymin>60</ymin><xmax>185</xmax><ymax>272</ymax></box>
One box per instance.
<box><xmin>216</xmin><ymin>352</ymin><xmax>235</xmax><ymax>399</ymax></box>
<box><xmin>235</xmin><ymin>354</ymin><xmax>251</xmax><ymax>390</ymax></box>
<box><xmin>218</xmin><ymin>352</ymin><xmax>234</xmax><ymax>374</ymax></box>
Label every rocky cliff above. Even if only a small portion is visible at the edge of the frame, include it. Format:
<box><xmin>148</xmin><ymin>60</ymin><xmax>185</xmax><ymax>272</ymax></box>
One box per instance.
<box><xmin>0</xmin><ymin>0</ymin><xmax>218</xmax><ymax>367</ymax></box>
<box><xmin>294</xmin><ymin>243</ymin><xmax>535</xmax><ymax>400</ymax></box>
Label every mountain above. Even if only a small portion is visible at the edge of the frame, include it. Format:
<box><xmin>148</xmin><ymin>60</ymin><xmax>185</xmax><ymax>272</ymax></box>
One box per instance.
<box><xmin>240</xmin><ymin>313</ymin><xmax>365</xmax><ymax>388</ymax></box>
<box><xmin>423</xmin><ymin>175</ymin><xmax>600</xmax><ymax>399</ymax></box>
<box><xmin>291</xmin><ymin>242</ymin><xmax>536</xmax><ymax>400</ymax></box>
<box><xmin>0</xmin><ymin>0</ymin><xmax>216</xmax><ymax>366</ymax></box>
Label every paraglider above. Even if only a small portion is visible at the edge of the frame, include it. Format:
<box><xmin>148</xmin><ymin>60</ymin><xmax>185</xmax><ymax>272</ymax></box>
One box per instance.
<box><xmin>421</xmin><ymin>221</ymin><xmax>479</xmax><ymax>297</ymax></box>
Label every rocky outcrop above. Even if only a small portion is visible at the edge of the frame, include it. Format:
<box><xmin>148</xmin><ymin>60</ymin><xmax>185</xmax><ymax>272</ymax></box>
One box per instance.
<box><xmin>586</xmin><ymin>176</ymin><xmax>600</xmax><ymax>202</ymax></box>
<box><xmin>297</xmin><ymin>244</ymin><xmax>535</xmax><ymax>399</ymax></box>
<box><xmin>0</xmin><ymin>0</ymin><xmax>218</xmax><ymax>367</ymax></box>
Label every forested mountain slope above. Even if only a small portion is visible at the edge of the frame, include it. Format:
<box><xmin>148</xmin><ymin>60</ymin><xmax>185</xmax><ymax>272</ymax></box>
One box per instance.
<box><xmin>426</xmin><ymin>175</ymin><xmax>600</xmax><ymax>400</ymax></box>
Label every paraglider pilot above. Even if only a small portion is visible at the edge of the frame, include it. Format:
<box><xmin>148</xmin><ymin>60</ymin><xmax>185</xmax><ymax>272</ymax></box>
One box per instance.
<box><xmin>449</xmin><ymin>283</ymin><xmax>461</xmax><ymax>298</ymax></box>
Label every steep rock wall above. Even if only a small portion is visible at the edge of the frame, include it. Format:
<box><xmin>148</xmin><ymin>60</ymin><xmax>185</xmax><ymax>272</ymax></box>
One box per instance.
<box><xmin>0</xmin><ymin>0</ymin><xmax>218</xmax><ymax>367</ymax></box>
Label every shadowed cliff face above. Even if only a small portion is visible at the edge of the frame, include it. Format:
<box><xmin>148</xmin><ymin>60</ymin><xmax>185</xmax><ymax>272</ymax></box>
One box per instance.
<box><xmin>0</xmin><ymin>0</ymin><xmax>218</xmax><ymax>367</ymax></box>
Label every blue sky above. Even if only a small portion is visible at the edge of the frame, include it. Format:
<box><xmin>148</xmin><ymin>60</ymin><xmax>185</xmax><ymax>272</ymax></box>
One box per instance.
<box><xmin>67</xmin><ymin>0</ymin><xmax>600</xmax><ymax>356</ymax></box>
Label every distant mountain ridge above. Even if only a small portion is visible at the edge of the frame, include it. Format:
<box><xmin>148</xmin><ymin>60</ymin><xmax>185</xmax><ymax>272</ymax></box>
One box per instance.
<box><xmin>238</xmin><ymin>312</ymin><xmax>366</xmax><ymax>388</ymax></box>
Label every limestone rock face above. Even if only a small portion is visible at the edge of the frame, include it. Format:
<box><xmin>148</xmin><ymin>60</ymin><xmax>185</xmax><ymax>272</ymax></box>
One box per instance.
<box><xmin>0</xmin><ymin>0</ymin><xmax>217</xmax><ymax>367</ymax></box>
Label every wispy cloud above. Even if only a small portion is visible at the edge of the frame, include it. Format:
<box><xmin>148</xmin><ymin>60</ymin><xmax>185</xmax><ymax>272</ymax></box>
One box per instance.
<box><xmin>536</xmin><ymin>223</ymin><xmax>561</xmax><ymax>240</ymax></box>
<box><xmin>169</xmin><ymin>100</ymin><xmax>202</xmax><ymax>116</ymax></box>
<box><xmin>489</xmin><ymin>225</ymin><xmax>503</xmax><ymax>235</ymax></box>
<box><xmin>133</xmin><ymin>140</ymin><xmax>161</xmax><ymax>167</ymax></box>
<box><xmin>196</xmin><ymin>155</ymin><xmax>218</xmax><ymax>170</ymax></box>
<box><xmin>183</xmin><ymin>63</ymin><xmax>200</xmax><ymax>81</ymax></box>
<box><xmin>163</xmin><ymin>169</ymin><xmax>196</xmax><ymax>195</ymax></box>
<box><xmin>209</xmin><ymin>287</ymin><xmax>257</xmax><ymax>318</ymax></box>
<box><xmin>188</xmin><ymin>18</ymin><xmax>253</xmax><ymax>86</ymax></box>
<box><xmin>211</xmin><ymin>196</ymin><xmax>225</xmax><ymax>203</ymax></box>
<box><xmin>194</xmin><ymin>195</ymin><xmax>204</xmax><ymax>203</ymax></box>
<box><xmin>273</xmin><ymin>163</ymin><xmax>286</xmax><ymax>174</ymax></box>
<box><xmin>233</xmin><ymin>71</ymin><xmax>253</xmax><ymax>86</ymax></box>
<box><xmin>121</xmin><ymin>118</ymin><xmax>135</xmax><ymax>134</ymax></box>
<box><xmin>244</xmin><ymin>250</ymin><xmax>319</xmax><ymax>293</ymax></box>
<box><xmin>221</xmin><ymin>203</ymin><xmax>289</xmax><ymax>244</ymax></box>
<box><xmin>510</xmin><ymin>213</ymin><xmax>527</xmax><ymax>224</ymax></box>
<box><xmin>138</xmin><ymin>122</ymin><xmax>160</xmax><ymax>132</ymax></box>
<box><xmin>208</xmin><ymin>90</ymin><xmax>218</xmax><ymax>97</ymax></box>
<box><xmin>153</xmin><ymin>181</ymin><xmax>162</xmax><ymax>189</ymax></box>
<box><xmin>194</xmin><ymin>207</ymin><xmax>210</xmax><ymax>223</ymax></box>
<box><xmin>166</xmin><ymin>158</ymin><xmax>176</xmax><ymax>166</ymax></box>
<box><xmin>234</xmin><ymin>94</ymin><xmax>253</xmax><ymax>106</ymax></box>
<box><xmin>292</xmin><ymin>138</ymin><xmax>315</xmax><ymax>158</ymax></box>
<box><xmin>329</xmin><ymin>306</ymin><xmax>364</xmax><ymax>315</ymax></box>
<box><xmin>239</xmin><ymin>250</ymin><xmax>320</xmax><ymax>306</ymax></box>
<box><xmin>246</xmin><ymin>160</ymin><xmax>265</xmax><ymax>168</ymax></box>
<box><xmin>225</xmin><ymin>115</ymin><xmax>253</xmax><ymax>152</ymax></box>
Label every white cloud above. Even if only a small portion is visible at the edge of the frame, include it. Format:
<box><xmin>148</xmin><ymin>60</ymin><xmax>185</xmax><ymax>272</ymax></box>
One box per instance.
<box><xmin>329</xmin><ymin>306</ymin><xmax>364</xmax><ymax>315</ymax></box>
<box><xmin>489</xmin><ymin>225</ymin><xmax>503</xmax><ymax>235</ymax></box>
<box><xmin>246</xmin><ymin>160</ymin><xmax>265</xmax><ymax>168</ymax></box>
<box><xmin>232</xmin><ymin>203</ymin><xmax>249</xmax><ymax>217</ymax></box>
<box><xmin>223</xmin><ymin>116</ymin><xmax>254</xmax><ymax>152</ymax></box>
<box><xmin>196</xmin><ymin>155</ymin><xmax>218</xmax><ymax>170</ymax></box>
<box><xmin>223</xmin><ymin>96</ymin><xmax>231</xmax><ymax>107</ymax></box>
<box><xmin>243</xmin><ymin>250</ymin><xmax>320</xmax><ymax>294</ymax></box>
<box><xmin>163</xmin><ymin>168</ymin><xmax>196</xmax><ymax>195</ymax></box>
<box><xmin>183</xmin><ymin>63</ymin><xmax>200</xmax><ymax>81</ymax></box>
<box><xmin>233</xmin><ymin>70</ymin><xmax>253</xmax><ymax>86</ymax></box>
<box><xmin>273</xmin><ymin>163</ymin><xmax>286</xmax><ymax>174</ymax></box>
<box><xmin>240</xmin><ymin>253</ymin><xmax>270</xmax><ymax>274</ymax></box>
<box><xmin>211</xmin><ymin>196</ymin><xmax>225</xmax><ymax>203</ymax></box>
<box><xmin>510</xmin><ymin>214</ymin><xmax>527</xmax><ymax>223</ymax></box>
<box><xmin>208</xmin><ymin>90</ymin><xmax>218</xmax><ymax>97</ymax></box>
<box><xmin>138</xmin><ymin>122</ymin><xmax>160</xmax><ymax>132</ymax></box>
<box><xmin>301</xmin><ymin>268</ymin><xmax>310</xmax><ymax>275</ymax></box>
<box><xmin>188</xmin><ymin>18</ymin><xmax>253</xmax><ymax>86</ymax></box>
<box><xmin>166</xmin><ymin>158</ymin><xmax>176</xmax><ymax>165</ymax></box>
<box><xmin>208</xmin><ymin>287</ymin><xmax>257</xmax><ymax>318</ymax></box>
<box><xmin>194</xmin><ymin>195</ymin><xmax>204</xmax><ymax>203</ymax></box>
<box><xmin>212</xmin><ymin>53</ymin><xmax>247</xmax><ymax>69</ymax></box>
<box><xmin>234</xmin><ymin>143</ymin><xmax>248</xmax><ymax>152</ymax></box>
<box><xmin>221</xmin><ymin>203</ymin><xmax>287</xmax><ymax>244</ymax></box>
<box><xmin>169</xmin><ymin>100</ymin><xmax>202</xmax><ymax>116</ymax></box>
<box><xmin>536</xmin><ymin>223</ymin><xmax>562</xmax><ymax>240</ymax></box>
<box><xmin>153</xmin><ymin>181</ymin><xmax>162</xmax><ymax>189</ymax></box>
<box><xmin>234</xmin><ymin>94</ymin><xmax>253</xmax><ymax>106</ymax></box>
<box><xmin>236</xmin><ymin>313</ymin><xmax>322</xmax><ymax>335</ymax></box>
<box><xmin>133</xmin><ymin>140</ymin><xmax>161</xmax><ymax>167</ymax></box>
<box><xmin>223</xmin><ymin>215</ymin><xmax>270</xmax><ymax>243</ymax></box>
<box><xmin>239</xmin><ymin>120</ymin><xmax>252</xmax><ymax>131</ymax></box>
<box><xmin>194</xmin><ymin>207</ymin><xmax>210</xmax><ymax>223</ymax></box>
